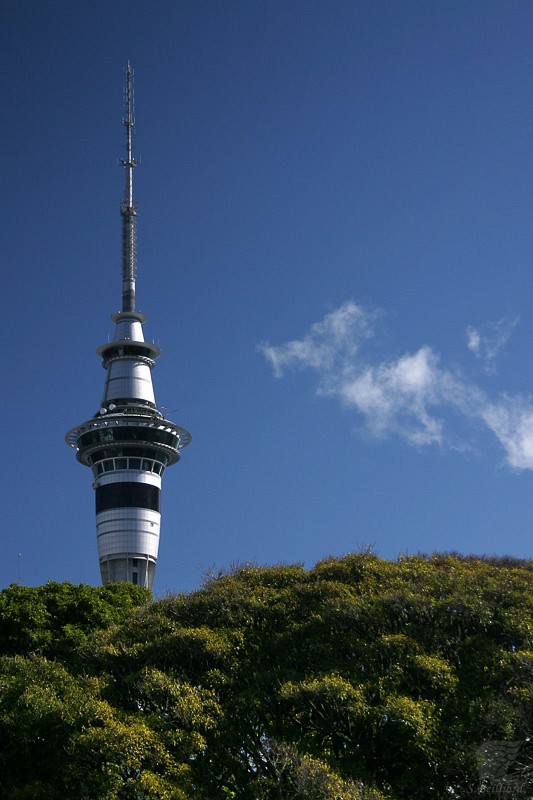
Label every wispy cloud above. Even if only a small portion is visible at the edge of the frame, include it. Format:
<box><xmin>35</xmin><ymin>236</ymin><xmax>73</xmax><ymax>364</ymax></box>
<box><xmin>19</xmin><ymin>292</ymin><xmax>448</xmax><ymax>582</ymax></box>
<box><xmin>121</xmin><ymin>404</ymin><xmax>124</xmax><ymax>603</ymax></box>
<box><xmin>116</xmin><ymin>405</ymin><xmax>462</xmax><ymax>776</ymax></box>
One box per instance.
<box><xmin>480</xmin><ymin>398</ymin><xmax>533</xmax><ymax>470</ymax></box>
<box><xmin>258</xmin><ymin>301</ymin><xmax>533</xmax><ymax>471</ymax></box>
<box><xmin>259</xmin><ymin>301</ymin><xmax>379</xmax><ymax>378</ymax></box>
<box><xmin>466</xmin><ymin>316</ymin><xmax>519</xmax><ymax>374</ymax></box>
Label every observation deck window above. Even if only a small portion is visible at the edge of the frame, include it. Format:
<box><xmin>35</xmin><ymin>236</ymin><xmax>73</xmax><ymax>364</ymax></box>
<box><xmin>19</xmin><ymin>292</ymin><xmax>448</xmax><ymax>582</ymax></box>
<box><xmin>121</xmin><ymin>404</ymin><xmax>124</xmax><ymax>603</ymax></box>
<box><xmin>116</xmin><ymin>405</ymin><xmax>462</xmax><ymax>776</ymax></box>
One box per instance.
<box><xmin>89</xmin><ymin>447</ymin><xmax>170</xmax><ymax>465</ymax></box>
<box><xmin>79</xmin><ymin>426</ymin><xmax>180</xmax><ymax>450</ymax></box>
<box><xmin>101</xmin><ymin>344</ymin><xmax>155</xmax><ymax>361</ymax></box>
<box><xmin>91</xmin><ymin>456</ymin><xmax>166</xmax><ymax>476</ymax></box>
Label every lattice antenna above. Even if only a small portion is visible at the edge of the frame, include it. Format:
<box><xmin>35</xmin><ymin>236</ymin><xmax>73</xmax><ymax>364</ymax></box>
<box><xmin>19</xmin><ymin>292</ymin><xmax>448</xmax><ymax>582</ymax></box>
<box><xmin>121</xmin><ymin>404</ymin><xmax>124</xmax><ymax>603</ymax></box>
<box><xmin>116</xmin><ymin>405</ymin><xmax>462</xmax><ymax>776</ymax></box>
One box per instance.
<box><xmin>120</xmin><ymin>62</ymin><xmax>138</xmax><ymax>312</ymax></box>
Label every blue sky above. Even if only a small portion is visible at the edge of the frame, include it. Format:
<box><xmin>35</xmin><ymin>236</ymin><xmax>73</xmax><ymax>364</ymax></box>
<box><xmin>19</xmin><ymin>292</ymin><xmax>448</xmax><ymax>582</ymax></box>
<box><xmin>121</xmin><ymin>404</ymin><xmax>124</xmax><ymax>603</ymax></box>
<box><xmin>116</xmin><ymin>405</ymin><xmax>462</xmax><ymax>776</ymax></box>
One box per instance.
<box><xmin>2</xmin><ymin>1</ymin><xmax>533</xmax><ymax>593</ymax></box>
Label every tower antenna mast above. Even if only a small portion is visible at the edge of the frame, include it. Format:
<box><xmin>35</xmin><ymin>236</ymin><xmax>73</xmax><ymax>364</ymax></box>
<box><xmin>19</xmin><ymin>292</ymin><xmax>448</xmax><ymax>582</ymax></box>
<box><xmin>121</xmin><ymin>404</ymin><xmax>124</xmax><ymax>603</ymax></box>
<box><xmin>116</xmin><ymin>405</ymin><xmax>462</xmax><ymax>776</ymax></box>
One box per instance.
<box><xmin>121</xmin><ymin>62</ymin><xmax>137</xmax><ymax>312</ymax></box>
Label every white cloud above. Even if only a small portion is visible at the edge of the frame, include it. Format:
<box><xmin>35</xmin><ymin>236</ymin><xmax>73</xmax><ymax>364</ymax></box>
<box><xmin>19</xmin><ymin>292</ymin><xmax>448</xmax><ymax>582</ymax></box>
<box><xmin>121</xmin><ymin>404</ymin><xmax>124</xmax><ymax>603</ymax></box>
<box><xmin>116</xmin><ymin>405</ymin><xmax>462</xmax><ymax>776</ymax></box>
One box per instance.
<box><xmin>480</xmin><ymin>398</ymin><xmax>533</xmax><ymax>470</ymax></box>
<box><xmin>333</xmin><ymin>347</ymin><xmax>445</xmax><ymax>445</ymax></box>
<box><xmin>258</xmin><ymin>301</ymin><xmax>378</xmax><ymax>378</ymax></box>
<box><xmin>466</xmin><ymin>316</ymin><xmax>519</xmax><ymax>374</ymax></box>
<box><xmin>259</xmin><ymin>301</ymin><xmax>533</xmax><ymax>471</ymax></box>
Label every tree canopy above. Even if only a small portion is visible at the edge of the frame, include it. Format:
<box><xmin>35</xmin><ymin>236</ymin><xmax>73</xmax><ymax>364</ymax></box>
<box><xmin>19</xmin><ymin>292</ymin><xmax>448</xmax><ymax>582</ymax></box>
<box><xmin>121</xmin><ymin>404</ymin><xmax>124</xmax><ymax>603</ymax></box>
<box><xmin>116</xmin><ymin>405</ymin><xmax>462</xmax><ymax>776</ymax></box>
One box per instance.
<box><xmin>0</xmin><ymin>554</ymin><xmax>531</xmax><ymax>799</ymax></box>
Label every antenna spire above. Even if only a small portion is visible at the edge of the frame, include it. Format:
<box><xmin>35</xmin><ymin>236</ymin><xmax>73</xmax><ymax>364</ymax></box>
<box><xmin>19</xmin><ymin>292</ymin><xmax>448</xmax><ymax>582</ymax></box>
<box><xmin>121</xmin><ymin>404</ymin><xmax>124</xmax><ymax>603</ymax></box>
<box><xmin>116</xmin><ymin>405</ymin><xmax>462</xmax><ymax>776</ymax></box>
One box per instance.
<box><xmin>120</xmin><ymin>62</ymin><xmax>137</xmax><ymax>312</ymax></box>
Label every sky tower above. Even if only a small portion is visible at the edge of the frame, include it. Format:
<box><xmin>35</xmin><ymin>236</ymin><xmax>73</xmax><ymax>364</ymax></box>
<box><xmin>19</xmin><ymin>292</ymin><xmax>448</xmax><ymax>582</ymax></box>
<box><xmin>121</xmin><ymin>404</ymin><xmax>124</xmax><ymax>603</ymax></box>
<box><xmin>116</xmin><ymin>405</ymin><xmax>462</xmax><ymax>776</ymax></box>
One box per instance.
<box><xmin>65</xmin><ymin>65</ymin><xmax>191</xmax><ymax>589</ymax></box>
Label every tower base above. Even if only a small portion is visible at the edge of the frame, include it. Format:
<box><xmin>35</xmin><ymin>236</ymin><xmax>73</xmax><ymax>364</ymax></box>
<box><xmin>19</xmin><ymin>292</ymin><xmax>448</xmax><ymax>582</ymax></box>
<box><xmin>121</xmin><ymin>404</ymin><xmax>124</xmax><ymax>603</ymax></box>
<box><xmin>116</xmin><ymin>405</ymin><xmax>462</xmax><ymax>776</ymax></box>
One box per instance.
<box><xmin>100</xmin><ymin>554</ymin><xmax>156</xmax><ymax>589</ymax></box>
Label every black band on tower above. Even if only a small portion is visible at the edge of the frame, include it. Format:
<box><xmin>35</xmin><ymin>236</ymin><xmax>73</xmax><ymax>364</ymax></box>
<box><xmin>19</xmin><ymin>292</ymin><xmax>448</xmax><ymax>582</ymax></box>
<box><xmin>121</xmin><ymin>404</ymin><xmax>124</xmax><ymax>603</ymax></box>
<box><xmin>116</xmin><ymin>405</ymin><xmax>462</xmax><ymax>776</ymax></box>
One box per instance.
<box><xmin>96</xmin><ymin>482</ymin><xmax>160</xmax><ymax>513</ymax></box>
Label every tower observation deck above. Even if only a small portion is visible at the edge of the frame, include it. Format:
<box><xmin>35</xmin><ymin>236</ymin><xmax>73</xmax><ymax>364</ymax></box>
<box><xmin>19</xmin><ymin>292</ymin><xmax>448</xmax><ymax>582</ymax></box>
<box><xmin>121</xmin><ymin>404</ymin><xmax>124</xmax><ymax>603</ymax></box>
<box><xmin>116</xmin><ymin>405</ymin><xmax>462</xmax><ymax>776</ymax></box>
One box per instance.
<box><xmin>65</xmin><ymin>65</ymin><xmax>191</xmax><ymax>590</ymax></box>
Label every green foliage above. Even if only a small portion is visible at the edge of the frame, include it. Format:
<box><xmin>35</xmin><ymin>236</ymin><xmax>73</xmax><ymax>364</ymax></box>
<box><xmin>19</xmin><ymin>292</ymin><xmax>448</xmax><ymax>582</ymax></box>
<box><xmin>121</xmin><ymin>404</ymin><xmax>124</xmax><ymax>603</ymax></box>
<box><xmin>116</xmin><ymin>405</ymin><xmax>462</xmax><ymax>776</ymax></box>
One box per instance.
<box><xmin>0</xmin><ymin>581</ymin><xmax>150</xmax><ymax>659</ymax></box>
<box><xmin>0</xmin><ymin>556</ymin><xmax>531</xmax><ymax>799</ymax></box>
